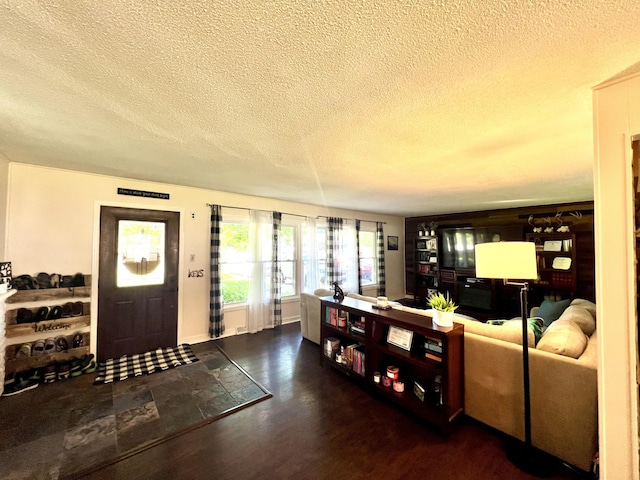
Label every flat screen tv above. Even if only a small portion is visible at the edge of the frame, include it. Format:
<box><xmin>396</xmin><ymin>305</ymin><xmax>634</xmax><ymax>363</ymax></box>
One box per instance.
<box><xmin>439</xmin><ymin>226</ymin><xmax>523</xmax><ymax>270</ymax></box>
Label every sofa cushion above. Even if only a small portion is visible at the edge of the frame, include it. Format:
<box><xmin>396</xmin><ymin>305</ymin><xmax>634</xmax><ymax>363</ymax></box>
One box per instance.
<box><xmin>453</xmin><ymin>317</ymin><xmax>535</xmax><ymax>346</ymax></box>
<box><xmin>313</xmin><ymin>288</ymin><xmax>334</xmax><ymax>297</ymax></box>
<box><xmin>536</xmin><ymin>318</ymin><xmax>588</xmax><ymax>358</ymax></box>
<box><xmin>559</xmin><ymin>305</ymin><xmax>596</xmax><ymax>336</ymax></box>
<box><xmin>570</xmin><ymin>298</ymin><xmax>597</xmax><ymax>320</ymax></box>
<box><xmin>536</xmin><ymin>298</ymin><xmax>571</xmax><ymax>326</ymax></box>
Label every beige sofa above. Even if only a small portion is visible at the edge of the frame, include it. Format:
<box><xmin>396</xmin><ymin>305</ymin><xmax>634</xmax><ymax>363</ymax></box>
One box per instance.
<box><xmin>299</xmin><ymin>288</ymin><xmax>334</xmax><ymax>344</ymax></box>
<box><xmin>398</xmin><ymin>299</ymin><xmax>598</xmax><ymax>472</ymax></box>
<box><xmin>300</xmin><ymin>289</ymin><xmax>597</xmax><ymax>472</ymax></box>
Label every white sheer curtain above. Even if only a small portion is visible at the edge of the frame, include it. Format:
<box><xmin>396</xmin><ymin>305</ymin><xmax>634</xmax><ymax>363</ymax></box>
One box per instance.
<box><xmin>248</xmin><ymin>210</ymin><xmax>274</xmax><ymax>333</ymax></box>
<box><xmin>339</xmin><ymin>219</ymin><xmax>359</xmax><ymax>294</ymax></box>
<box><xmin>302</xmin><ymin>217</ymin><xmax>318</xmax><ymax>293</ymax></box>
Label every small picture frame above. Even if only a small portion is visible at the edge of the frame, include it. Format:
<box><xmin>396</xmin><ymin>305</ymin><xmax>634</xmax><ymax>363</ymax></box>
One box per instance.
<box><xmin>387</xmin><ymin>236</ymin><xmax>398</xmax><ymax>251</ymax></box>
<box><xmin>387</xmin><ymin>325</ymin><xmax>413</xmax><ymax>351</ymax></box>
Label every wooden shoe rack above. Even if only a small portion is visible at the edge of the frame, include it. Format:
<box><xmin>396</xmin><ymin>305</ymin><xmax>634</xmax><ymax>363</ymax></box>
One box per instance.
<box><xmin>4</xmin><ymin>283</ymin><xmax>91</xmax><ymax>377</ymax></box>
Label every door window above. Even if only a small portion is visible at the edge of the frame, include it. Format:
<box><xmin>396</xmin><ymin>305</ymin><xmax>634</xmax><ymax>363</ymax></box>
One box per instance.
<box><xmin>117</xmin><ymin>220</ymin><xmax>166</xmax><ymax>287</ymax></box>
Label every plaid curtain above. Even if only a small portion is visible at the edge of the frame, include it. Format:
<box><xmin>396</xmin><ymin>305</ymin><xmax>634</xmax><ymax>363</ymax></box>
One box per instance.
<box><xmin>209</xmin><ymin>205</ymin><xmax>225</xmax><ymax>338</ymax></box>
<box><xmin>377</xmin><ymin>222</ymin><xmax>386</xmax><ymax>296</ymax></box>
<box><xmin>356</xmin><ymin>220</ymin><xmax>363</xmax><ymax>294</ymax></box>
<box><xmin>272</xmin><ymin>212</ymin><xmax>282</xmax><ymax>326</ymax></box>
<box><xmin>327</xmin><ymin>217</ymin><xmax>343</xmax><ymax>286</ymax></box>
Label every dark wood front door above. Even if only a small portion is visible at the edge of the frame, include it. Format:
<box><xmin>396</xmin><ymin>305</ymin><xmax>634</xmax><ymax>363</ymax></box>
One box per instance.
<box><xmin>98</xmin><ymin>207</ymin><xmax>179</xmax><ymax>361</ymax></box>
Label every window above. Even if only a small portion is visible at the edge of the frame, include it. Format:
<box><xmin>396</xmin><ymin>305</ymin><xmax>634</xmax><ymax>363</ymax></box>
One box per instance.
<box><xmin>358</xmin><ymin>229</ymin><xmax>377</xmax><ymax>286</ymax></box>
<box><xmin>278</xmin><ymin>225</ymin><xmax>296</xmax><ymax>297</ymax></box>
<box><xmin>220</xmin><ymin>222</ymin><xmax>250</xmax><ymax>304</ymax></box>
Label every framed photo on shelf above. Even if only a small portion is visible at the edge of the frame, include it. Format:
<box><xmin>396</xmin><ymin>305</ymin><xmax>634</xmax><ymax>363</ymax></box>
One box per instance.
<box><xmin>387</xmin><ymin>236</ymin><xmax>398</xmax><ymax>251</ymax></box>
<box><xmin>387</xmin><ymin>325</ymin><xmax>413</xmax><ymax>351</ymax></box>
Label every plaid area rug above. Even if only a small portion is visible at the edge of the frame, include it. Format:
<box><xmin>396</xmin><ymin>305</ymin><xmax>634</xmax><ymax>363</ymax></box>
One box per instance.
<box><xmin>94</xmin><ymin>344</ymin><xmax>199</xmax><ymax>384</ymax></box>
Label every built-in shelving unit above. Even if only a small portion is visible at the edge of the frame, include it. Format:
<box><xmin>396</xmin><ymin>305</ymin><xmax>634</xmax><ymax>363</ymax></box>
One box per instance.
<box><xmin>414</xmin><ymin>235</ymin><xmax>439</xmax><ymax>308</ymax></box>
<box><xmin>525</xmin><ymin>232</ymin><xmax>577</xmax><ymax>303</ymax></box>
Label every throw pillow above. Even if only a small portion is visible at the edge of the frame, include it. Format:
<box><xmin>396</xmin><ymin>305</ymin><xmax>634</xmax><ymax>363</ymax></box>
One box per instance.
<box><xmin>536</xmin><ymin>298</ymin><xmax>571</xmax><ymax>327</ymax></box>
<box><xmin>560</xmin><ymin>305</ymin><xmax>596</xmax><ymax>336</ymax></box>
<box><xmin>536</xmin><ymin>318</ymin><xmax>588</xmax><ymax>358</ymax></box>
<box><xmin>570</xmin><ymin>299</ymin><xmax>597</xmax><ymax>320</ymax></box>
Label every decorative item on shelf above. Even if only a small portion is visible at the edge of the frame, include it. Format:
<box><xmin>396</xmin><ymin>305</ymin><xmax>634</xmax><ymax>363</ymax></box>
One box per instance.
<box><xmin>337</xmin><ymin>312</ymin><xmax>347</xmax><ymax>328</ymax></box>
<box><xmin>427</xmin><ymin>292</ymin><xmax>458</xmax><ymax>327</ymax></box>
<box><xmin>475</xmin><ymin>241</ymin><xmax>552</xmax><ymax>476</ymax></box>
<box><xmin>373</xmin><ymin>296</ymin><xmax>392</xmax><ymax>310</ymax></box>
<box><xmin>418</xmin><ymin>222</ymin><xmax>427</xmax><ymax>237</ymax></box>
<box><xmin>332</xmin><ymin>282</ymin><xmax>344</xmax><ymax>301</ymax></box>
<box><xmin>0</xmin><ymin>261</ymin><xmax>12</xmax><ymax>293</ymax></box>
<box><xmin>528</xmin><ymin>211</ymin><xmax>583</xmax><ymax>234</ymax></box>
<box><xmin>429</xmin><ymin>221</ymin><xmax>438</xmax><ymax>236</ymax></box>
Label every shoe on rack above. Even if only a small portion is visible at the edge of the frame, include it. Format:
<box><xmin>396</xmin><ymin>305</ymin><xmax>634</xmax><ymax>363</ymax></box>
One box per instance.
<box><xmin>50</xmin><ymin>273</ymin><xmax>61</xmax><ymax>288</ymax></box>
<box><xmin>32</xmin><ymin>339</ymin><xmax>45</xmax><ymax>356</ymax></box>
<box><xmin>16</xmin><ymin>308</ymin><xmax>33</xmax><ymax>324</ymax></box>
<box><xmin>83</xmin><ymin>361</ymin><xmax>97</xmax><ymax>375</ymax></box>
<box><xmin>36</xmin><ymin>272</ymin><xmax>51</xmax><ymax>289</ymax></box>
<box><xmin>72</xmin><ymin>333</ymin><xmax>84</xmax><ymax>349</ymax></box>
<box><xmin>55</xmin><ymin>335</ymin><xmax>69</xmax><ymax>352</ymax></box>
<box><xmin>2</xmin><ymin>371</ymin><xmax>39</xmax><ymax>396</ymax></box>
<box><xmin>15</xmin><ymin>344</ymin><xmax>31</xmax><ymax>359</ymax></box>
<box><xmin>70</xmin><ymin>354</ymin><xmax>95</xmax><ymax>377</ymax></box>
<box><xmin>71</xmin><ymin>302</ymin><xmax>84</xmax><ymax>317</ymax></box>
<box><xmin>35</xmin><ymin>306</ymin><xmax>50</xmax><ymax>322</ymax></box>
<box><xmin>47</xmin><ymin>305</ymin><xmax>63</xmax><ymax>320</ymax></box>
<box><xmin>44</xmin><ymin>338</ymin><xmax>56</xmax><ymax>354</ymax></box>
<box><xmin>57</xmin><ymin>362</ymin><xmax>71</xmax><ymax>380</ymax></box>
<box><xmin>61</xmin><ymin>302</ymin><xmax>73</xmax><ymax>318</ymax></box>
<box><xmin>43</xmin><ymin>363</ymin><xmax>58</xmax><ymax>384</ymax></box>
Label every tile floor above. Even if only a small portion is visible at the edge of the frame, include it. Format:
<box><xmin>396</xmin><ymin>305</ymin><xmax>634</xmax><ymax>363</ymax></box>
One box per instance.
<box><xmin>0</xmin><ymin>344</ymin><xmax>270</xmax><ymax>480</ymax></box>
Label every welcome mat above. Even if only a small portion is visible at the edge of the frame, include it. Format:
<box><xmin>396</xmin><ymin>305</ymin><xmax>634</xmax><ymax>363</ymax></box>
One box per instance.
<box><xmin>93</xmin><ymin>344</ymin><xmax>199</xmax><ymax>384</ymax></box>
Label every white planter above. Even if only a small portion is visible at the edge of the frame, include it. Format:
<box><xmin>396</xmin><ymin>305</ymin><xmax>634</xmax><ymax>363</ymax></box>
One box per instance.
<box><xmin>432</xmin><ymin>310</ymin><xmax>454</xmax><ymax>327</ymax></box>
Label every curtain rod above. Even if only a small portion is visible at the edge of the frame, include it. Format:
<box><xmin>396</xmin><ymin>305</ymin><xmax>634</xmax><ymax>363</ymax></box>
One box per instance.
<box><xmin>316</xmin><ymin>215</ymin><xmax>386</xmax><ymax>225</ymax></box>
<box><xmin>206</xmin><ymin>203</ymin><xmax>307</xmax><ymax>218</ymax></box>
<box><xmin>205</xmin><ymin>204</ymin><xmax>385</xmax><ymax>224</ymax></box>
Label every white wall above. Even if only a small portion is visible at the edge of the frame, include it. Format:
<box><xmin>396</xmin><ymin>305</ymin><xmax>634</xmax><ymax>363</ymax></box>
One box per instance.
<box><xmin>5</xmin><ymin>163</ymin><xmax>405</xmax><ymax>347</ymax></box>
<box><xmin>0</xmin><ymin>154</ymin><xmax>9</xmax><ymax>259</ymax></box>
<box><xmin>593</xmin><ymin>64</ymin><xmax>640</xmax><ymax>479</ymax></box>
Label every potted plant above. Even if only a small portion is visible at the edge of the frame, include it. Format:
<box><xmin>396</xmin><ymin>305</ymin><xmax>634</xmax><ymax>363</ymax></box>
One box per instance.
<box><xmin>427</xmin><ymin>292</ymin><xmax>457</xmax><ymax>327</ymax></box>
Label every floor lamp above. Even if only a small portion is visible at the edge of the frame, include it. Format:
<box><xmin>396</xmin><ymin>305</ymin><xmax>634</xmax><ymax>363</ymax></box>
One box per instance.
<box><xmin>475</xmin><ymin>241</ymin><xmax>551</xmax><ymax>477</ymax></box>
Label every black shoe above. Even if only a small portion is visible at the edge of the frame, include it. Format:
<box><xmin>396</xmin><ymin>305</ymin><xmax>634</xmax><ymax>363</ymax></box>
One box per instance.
<box><xmin>70</xmin><ymin>354</ymin><xmax>95</xmax><ymax>375</ymax></box>
<box><xmin>2</xmin><ymin>372</ymin><xmax>39</xmax><ymax>396</ymax></box>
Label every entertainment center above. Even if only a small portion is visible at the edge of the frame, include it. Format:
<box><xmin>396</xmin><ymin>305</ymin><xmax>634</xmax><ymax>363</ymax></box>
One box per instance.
<box><xmin>406</xmin><ymin>202</ymin><xmax>595</xmax><ymax>319</ymax></box>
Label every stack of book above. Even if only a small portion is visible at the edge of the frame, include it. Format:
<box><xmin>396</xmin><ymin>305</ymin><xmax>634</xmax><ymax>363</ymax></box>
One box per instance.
<box><xmin>424</xmin><ymin>336</ymin><xmax>443</xmax><ymax>362</ymax></box>
<box><xmin>350</xmin><ymin>317</ymin><xmax>366</xmax><ymax>335</ymax></box>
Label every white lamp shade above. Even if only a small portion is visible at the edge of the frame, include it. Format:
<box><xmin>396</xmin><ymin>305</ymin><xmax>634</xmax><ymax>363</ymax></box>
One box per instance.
<box><xmin>475</xmin><ymin>242</ymin><xmax>538</xmax><ymax>280</ymax></box>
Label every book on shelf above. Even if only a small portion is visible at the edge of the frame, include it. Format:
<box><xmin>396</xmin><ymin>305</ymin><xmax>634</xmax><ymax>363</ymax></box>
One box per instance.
<box><xmin>425</xmin><ymin>351</ymin><xmax>442</xmax><ymax>362</ymax></box>
<box><xmin>324</xmin><ymin>337</ymin><xmax>340</xmax><ymax>359</ymax></box>
<box><xmin>325</xmin><ymin>307</ymin><xmax>339</xmax><ymax>326</ymax></box>
<box><xmin>424</xmin><ymin>336</ymin><xmax>443</xmax><ymax>354</ymax></box>
<box><xmin>414</xmin><ymin>381</ymin><xmax>425</xmax><ymax>402</ymax></box>
<box><xmin>352</xmin><ymin>345</ymin><xmax>365</xmax><ymax>376</ymax></box>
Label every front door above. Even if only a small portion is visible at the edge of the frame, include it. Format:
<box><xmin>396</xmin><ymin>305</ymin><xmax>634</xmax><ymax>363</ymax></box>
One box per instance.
<box><xmin>98</xmin><ymin>207</ymin><xmax>179</xmax><ymax>361</ymax></box>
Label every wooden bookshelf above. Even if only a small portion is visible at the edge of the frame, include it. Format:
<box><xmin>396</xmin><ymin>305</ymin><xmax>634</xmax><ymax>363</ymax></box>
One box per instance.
<box><xmin>320</xmin><ymin>296</ymin><xmax>464</xmax><ymax>434</ymax></box>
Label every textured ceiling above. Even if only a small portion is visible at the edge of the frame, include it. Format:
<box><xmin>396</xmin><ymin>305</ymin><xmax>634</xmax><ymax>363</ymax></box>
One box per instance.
<box><xmin>1</xmin><ymin>1</ymin><xmax>639</xmax><ymax>216</ymax></box>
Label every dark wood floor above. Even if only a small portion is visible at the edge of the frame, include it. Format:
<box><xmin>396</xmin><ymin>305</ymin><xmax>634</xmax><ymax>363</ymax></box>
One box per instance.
<box><xmin>81</xmin><ymin>322</ymin><xmax>589</xmax><ymax>480</ymax></box>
